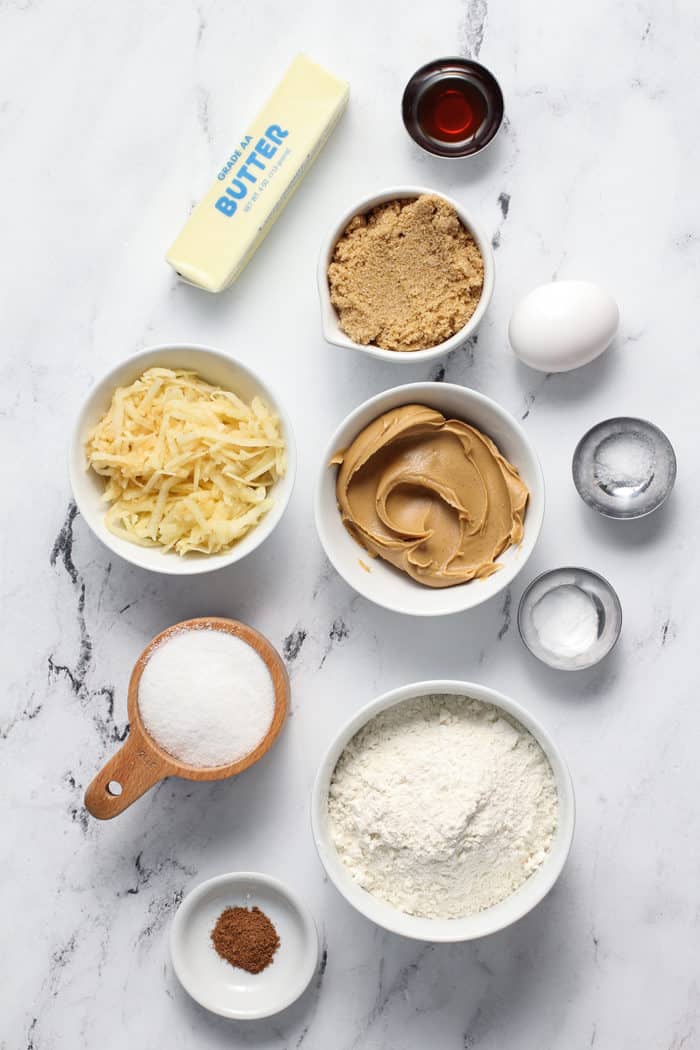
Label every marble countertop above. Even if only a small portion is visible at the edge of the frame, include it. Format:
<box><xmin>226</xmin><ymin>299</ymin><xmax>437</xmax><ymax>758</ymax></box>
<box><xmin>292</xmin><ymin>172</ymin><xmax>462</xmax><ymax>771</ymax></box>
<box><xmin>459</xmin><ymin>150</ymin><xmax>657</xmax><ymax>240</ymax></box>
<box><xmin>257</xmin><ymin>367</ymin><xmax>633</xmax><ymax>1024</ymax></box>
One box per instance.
<box><xmin>3</xmin><ymin>0</ymin><xmax>699</xmax><ymax>1046</ymax></box>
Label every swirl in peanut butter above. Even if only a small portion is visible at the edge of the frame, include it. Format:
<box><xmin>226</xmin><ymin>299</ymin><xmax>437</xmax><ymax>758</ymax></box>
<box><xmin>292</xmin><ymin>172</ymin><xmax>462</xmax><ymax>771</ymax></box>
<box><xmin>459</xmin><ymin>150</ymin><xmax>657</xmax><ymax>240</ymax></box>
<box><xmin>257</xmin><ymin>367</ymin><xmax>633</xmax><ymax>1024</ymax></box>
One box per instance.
<box><xmin>332</xmin><ymin>405</ymin><xmax>529</xmax><ymax>588</ymax></box>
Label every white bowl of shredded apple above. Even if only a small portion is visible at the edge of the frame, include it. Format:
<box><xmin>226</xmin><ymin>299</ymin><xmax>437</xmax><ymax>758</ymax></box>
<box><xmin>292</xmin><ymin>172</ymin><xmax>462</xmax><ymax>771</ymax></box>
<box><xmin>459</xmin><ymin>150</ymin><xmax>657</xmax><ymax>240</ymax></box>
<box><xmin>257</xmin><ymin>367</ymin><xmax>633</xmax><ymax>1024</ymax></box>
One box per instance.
<box><xmin>70</xmin><ymin>345</ymin><xmax>295</xmax><ymax>574</ymax></box>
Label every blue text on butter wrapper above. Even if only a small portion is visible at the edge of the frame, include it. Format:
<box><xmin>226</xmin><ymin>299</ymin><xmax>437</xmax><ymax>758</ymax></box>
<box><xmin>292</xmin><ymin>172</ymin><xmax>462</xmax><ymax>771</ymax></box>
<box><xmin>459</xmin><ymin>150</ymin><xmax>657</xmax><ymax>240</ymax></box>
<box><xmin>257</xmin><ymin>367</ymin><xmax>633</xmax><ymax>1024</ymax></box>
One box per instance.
<box><xmin>215</xmin><ymin>125</ymin><xmax>289</xmax><ymax>217</ymax></box>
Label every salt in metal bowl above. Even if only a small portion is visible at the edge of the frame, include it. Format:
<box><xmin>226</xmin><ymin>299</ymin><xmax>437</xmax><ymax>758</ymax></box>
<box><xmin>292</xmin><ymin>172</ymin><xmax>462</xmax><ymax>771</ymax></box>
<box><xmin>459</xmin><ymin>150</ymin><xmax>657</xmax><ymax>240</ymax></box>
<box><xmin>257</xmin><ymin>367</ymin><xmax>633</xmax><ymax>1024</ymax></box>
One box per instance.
<box><xmin>518</xmin><ymin>567</ymin><xmax>622</xmax><ymax>671</ymax></box>
<box><xmin>572</xmin><ymin>417</ymin><xmax>676</xmax><ymax>519</ymax></box>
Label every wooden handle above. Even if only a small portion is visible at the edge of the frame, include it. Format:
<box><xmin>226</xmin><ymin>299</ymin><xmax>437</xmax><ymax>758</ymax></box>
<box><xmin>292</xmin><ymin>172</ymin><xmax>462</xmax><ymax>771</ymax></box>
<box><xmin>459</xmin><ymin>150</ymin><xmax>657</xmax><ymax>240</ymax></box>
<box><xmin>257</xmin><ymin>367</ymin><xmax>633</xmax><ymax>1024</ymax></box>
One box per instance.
<box><xmin>84</xmin><ymin>727</ymin><xmax>171</xmax><ymax>820</ymax></box>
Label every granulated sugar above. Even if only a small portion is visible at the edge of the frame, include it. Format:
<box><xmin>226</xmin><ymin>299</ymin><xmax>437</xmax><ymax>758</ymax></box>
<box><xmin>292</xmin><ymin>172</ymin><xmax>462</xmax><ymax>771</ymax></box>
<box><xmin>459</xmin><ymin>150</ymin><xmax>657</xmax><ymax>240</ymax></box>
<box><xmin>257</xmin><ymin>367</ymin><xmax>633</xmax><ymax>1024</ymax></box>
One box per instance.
<box><xmin>138</xmin><ymin>628</ymin><xmax>275</xmax><ymax>768</ymax></box>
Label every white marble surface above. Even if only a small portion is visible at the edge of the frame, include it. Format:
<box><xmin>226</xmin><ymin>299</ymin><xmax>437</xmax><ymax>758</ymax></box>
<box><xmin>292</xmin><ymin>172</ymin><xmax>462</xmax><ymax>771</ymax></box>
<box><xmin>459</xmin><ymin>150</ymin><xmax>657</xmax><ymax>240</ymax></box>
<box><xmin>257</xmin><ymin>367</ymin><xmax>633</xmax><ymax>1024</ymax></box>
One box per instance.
<box><xmin>2</xmin><ymin>0</ymin><xmax>699</xmax><ymax>1046</ymax></box>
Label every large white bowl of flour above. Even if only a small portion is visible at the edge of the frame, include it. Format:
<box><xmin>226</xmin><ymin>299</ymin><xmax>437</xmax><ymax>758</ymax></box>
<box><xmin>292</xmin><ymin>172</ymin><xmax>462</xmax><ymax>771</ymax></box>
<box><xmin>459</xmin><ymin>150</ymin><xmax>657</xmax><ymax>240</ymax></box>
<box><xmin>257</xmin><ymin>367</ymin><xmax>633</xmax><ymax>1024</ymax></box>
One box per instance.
<box><xmin>311</xmin><ymin>680</ymin><xmax>575</xmax><ymax>941</ymax></box>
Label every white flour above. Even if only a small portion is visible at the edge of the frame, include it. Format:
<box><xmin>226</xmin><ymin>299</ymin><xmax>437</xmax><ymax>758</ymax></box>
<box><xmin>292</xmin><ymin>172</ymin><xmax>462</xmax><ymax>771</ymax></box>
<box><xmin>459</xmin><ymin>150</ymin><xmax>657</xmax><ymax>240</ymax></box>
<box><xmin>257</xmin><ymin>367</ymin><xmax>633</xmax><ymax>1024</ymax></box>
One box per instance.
<box><xmin>328</xmin><ymin>694</ymin><xmax>558</xmax><ymax>919</ymax></box>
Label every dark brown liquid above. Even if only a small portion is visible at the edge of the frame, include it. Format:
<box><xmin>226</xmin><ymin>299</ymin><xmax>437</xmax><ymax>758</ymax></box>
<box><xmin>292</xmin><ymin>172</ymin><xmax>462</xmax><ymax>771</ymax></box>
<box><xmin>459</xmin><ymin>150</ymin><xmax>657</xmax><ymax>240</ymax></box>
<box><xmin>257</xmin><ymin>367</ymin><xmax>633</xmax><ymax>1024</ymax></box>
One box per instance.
<box><xmin>416</xmin><ymin>77</ymin><xmax>488</xmax><ymax>143</ymax></box>
<box><xmin>402</xmin><ymin>59</ymin><xmax>504</xmax><ymax>158</ymax></box>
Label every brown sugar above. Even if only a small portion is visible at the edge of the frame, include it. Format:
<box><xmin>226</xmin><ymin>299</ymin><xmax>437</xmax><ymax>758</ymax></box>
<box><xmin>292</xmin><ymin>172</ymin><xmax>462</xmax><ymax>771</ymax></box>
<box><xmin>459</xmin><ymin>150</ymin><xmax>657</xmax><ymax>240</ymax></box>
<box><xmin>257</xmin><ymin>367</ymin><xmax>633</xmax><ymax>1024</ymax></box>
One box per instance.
<box><xmin>327</xmin><ymin>194</ymin><xmax>485</xmax><ymax>352</ymax></box>
<box><xmin>210</xmin><ymin>905</ymin><xmax>280</xmax><ymax>974</ymax></box>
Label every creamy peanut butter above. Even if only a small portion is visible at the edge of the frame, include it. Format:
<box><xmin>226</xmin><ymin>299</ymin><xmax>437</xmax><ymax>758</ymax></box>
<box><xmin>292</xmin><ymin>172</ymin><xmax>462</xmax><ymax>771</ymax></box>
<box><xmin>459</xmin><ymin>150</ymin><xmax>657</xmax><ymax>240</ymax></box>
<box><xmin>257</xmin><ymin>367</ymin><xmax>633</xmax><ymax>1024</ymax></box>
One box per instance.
<box><xmin>332</xmin><ymin>405</ymin><xmax>529</xmax><ymax>588</ymax></box>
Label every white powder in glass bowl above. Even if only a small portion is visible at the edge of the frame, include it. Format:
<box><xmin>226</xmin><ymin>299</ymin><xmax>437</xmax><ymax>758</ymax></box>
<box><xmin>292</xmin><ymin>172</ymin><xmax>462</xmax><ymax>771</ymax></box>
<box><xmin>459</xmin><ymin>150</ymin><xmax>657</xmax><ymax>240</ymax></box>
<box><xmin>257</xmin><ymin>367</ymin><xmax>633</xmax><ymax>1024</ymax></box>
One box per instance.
<box><xmin>138</xmin><ymin>628</ymin><xmax>275</xmax><ymax>768</ymax></box>
<box><xmin>530</xmin><ymin>584</ymin><xmax>599</xmax><ymax>659</ymax></box>
<box><xmin>328</xmin><ymin>694</ymin><xmax>558</xmax><ymax>919</ymax></box>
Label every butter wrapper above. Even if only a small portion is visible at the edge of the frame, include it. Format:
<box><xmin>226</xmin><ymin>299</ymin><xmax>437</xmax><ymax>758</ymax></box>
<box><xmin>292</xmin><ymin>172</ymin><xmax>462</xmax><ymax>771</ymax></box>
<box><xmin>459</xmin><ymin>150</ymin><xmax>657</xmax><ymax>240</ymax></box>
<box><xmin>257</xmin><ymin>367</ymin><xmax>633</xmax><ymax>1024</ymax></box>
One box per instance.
<box><xmin>166</xmin><ymin>54</ymin><xmax>349</xmax><ymax>292</ymax></box>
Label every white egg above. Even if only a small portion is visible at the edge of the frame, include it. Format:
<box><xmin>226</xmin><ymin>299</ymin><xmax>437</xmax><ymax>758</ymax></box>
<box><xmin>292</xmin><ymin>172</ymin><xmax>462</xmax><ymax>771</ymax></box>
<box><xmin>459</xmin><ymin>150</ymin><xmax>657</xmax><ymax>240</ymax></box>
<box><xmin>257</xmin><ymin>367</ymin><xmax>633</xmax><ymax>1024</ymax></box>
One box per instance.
<box><xmin>508</xmin><ymin>280</ymin><xmax>619</xmax><ymax>373</ymax></box>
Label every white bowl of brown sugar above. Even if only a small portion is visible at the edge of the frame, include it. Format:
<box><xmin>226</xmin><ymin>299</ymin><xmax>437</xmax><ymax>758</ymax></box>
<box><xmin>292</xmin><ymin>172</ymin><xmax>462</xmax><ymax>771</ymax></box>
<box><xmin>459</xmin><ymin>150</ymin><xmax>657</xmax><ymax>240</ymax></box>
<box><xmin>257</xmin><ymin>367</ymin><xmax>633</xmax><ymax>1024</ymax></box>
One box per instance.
<box><xmin>317</xmin><ymin>186</ymin><xmax>495</xmax><ymax>363</ymax></box>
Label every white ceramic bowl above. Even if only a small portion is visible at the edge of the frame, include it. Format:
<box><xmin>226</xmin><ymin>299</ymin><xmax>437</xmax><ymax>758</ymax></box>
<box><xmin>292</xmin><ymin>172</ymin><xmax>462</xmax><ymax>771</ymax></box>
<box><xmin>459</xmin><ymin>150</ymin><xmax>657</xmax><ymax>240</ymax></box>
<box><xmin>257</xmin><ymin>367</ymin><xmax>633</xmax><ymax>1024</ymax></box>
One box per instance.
<box><xmin>317</xmin><ymin>185</ymin><xmax>495</xmax><ymax>364</ymax></box>
<box><xmin>170</xmin><ymin>872</ymin><xmax>319</xmax><ymax>1019</ymax></box>
<box><xmin>311</xmin><ymin>679</ymin><xmax>575</xmax><ymax>942</ymax></box>
<box><xmin>69</xmin><ymin>344</ymin><xmax>296</xmax><ymax>575</ymax></box>
<box><xmin>314</xmin><ymin>382</ymin><xmax>544</xmax><ymax>616</ymax></box>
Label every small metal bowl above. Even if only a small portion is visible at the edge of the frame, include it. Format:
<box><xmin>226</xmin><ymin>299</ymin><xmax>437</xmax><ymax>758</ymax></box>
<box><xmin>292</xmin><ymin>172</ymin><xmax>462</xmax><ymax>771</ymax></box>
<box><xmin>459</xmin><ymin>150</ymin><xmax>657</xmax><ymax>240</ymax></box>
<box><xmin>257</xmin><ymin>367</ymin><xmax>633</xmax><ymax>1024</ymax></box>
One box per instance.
<box><xmin>518</xmin><ymin>567</ymin><xmax>622</xmax><ymax>671</ymax></box>
<box><xmin>572</xmin><ymin>417</ymin><xmax>676</xmax><ymax>519</ymax></box>
<box><xmin>401</xmin><ymin>57</ymin><xmax>504</xmax><ymax>158</ymax></box>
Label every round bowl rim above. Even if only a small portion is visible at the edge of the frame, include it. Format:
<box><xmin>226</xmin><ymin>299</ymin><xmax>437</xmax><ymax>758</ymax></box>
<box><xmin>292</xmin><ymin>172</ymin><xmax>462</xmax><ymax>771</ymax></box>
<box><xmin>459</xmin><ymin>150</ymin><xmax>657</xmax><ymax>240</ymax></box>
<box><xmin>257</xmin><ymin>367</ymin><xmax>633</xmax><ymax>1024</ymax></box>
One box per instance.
<box><xmin>316</xmin><ymin>185</ymin><xmax>495</xmax><ymax>363</ymax></box>
<box><xmin>313</xmin><ymin>380</ymin><xmax>545</xmax><ymax>616</ymax></box>
<box><xmin>571</xmin><ymin>415</ymin><xmax>677</xmax><ymax>520</ymax></box>
<box><xmin>310</xmin><ymin>679</ymin><xmax>575</xmax><ymax>942</ymax></box>
<box><xmin>401</xmin><ymin>57</ymin><xmax>505</xmax><ymax>159</ymax></box>
<box><xmin>69</xmin><ymin>342</ymin><xmax>297</xmax><ymax>575</ymax></box>
<box><xmin>128</xmin><ymin>616</ymin><xmax>289</xmax><ymax>778</ymax></box>
<box><xmin>517</xmin><ymin>565</ymin><xmax>623</xmax><ymax>670</ymax></box>
<box><xmin>169</xmin><ymin>870</ymin><xmax>319</xmax><ymax>1019</ymax></box>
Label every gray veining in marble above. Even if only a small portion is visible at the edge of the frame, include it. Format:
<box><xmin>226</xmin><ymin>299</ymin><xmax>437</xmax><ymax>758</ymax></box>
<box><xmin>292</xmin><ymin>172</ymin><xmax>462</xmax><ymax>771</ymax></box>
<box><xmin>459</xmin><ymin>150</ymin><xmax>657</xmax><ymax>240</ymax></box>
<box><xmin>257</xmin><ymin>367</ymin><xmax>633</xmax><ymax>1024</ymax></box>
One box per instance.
<box><xmin>2</xmin><ymin>0</ymin><xmax>699</xmax><ymax>1046</ymax></box>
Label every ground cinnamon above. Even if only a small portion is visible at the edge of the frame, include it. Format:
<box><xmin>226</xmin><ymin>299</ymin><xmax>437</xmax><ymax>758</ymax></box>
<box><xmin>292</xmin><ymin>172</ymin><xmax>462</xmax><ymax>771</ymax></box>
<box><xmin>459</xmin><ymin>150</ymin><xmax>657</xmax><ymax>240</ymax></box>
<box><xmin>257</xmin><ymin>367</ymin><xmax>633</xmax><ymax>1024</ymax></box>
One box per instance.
<box><xmin>210</xmin><ymin>905</ymin><xmax>280</xmax><ymax>974</ymax></box>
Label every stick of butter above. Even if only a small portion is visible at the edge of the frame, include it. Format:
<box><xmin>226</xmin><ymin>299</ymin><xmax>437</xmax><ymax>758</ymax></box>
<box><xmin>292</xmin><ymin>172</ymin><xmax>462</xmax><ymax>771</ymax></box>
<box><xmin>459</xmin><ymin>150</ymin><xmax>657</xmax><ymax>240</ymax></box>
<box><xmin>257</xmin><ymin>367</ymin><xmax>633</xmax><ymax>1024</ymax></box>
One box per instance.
<box><xmin>166</xmin><ymin>54</ymin><xmax>349</xmax><ymax>292</ymax></box>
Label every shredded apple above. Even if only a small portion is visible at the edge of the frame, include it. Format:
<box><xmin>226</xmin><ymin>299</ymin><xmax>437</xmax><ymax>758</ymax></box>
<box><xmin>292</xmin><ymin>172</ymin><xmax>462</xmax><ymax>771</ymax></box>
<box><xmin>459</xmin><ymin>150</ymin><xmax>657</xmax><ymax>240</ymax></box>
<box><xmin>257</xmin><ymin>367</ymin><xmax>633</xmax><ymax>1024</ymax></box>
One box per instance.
<box><xmin>85</xmin><ymin>367</ymin><xmax>285</xmax><ymax>555</ymax></box>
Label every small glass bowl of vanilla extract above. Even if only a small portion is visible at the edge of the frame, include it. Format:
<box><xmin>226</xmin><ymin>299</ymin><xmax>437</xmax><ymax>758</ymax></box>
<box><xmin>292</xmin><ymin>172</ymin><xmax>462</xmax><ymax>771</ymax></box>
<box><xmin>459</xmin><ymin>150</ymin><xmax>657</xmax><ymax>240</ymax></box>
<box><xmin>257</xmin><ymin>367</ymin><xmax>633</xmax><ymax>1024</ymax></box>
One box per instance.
<box><xmin>402</xmin><ymin>58</ymin><xmax>504</xmax><ymax>158</ymax></box>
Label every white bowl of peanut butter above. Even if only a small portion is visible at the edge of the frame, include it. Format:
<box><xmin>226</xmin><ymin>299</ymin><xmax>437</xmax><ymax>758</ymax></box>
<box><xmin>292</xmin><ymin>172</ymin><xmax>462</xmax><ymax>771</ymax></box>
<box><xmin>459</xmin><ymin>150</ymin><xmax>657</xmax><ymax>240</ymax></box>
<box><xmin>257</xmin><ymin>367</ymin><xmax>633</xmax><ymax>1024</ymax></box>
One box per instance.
<box><xmin>315</xmin><ymin>382</ymin><xmax>544</xmax><ymax>616</ymax></box>
<box><xmin>317</xmin><ymin>187</ymin><xmax>495</xmax><ymax>363</ymax></box>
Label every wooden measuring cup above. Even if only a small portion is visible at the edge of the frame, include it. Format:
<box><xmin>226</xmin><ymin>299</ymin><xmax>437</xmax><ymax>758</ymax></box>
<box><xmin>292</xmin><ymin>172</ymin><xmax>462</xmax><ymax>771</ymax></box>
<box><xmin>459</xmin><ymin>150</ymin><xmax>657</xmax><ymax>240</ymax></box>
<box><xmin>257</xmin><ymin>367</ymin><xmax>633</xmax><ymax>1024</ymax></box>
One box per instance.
<box><xmin>84</xmin><ymin>617</ymin><xmax>289</xmax><ymax>820</ymax></box>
